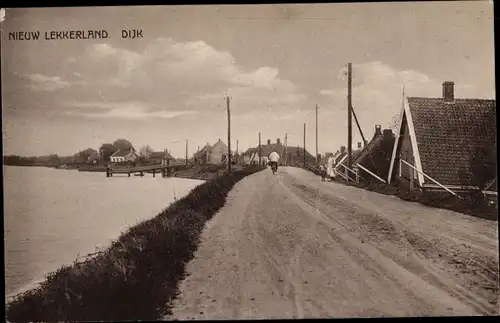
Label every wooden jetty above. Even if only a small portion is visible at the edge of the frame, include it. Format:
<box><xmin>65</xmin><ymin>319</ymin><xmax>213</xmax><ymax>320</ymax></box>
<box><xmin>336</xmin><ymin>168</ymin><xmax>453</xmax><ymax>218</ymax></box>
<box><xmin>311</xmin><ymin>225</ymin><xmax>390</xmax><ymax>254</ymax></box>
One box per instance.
<box><xmin>106</xmin><ymin>160</ymin><xmax>187</xmax><ymax>178</ymax></box>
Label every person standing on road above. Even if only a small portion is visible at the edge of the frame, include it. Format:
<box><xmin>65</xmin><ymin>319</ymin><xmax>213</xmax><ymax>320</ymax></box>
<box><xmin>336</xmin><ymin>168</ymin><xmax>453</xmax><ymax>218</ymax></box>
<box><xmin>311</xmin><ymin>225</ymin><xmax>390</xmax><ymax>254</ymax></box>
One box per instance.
<box><xmin>319</xmin><ymin>163</ymin><xmax>326</xmax><ymax>181</ymax></box>
<box><xmin>269</xmin><ymin>151</ymin><xmax>280</xmax><ymax>172</ymax></box>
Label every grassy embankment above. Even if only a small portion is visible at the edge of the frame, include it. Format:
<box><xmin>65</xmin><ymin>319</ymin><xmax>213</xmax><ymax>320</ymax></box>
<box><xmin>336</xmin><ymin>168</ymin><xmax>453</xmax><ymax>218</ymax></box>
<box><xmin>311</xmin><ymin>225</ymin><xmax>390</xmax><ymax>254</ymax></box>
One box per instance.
<box><xmin>344</xmin><ymin>178</ymin><xmax>498</xmax><ymax>221</ymax></box>
<box><xmin>303</xmin><ymin>166</ymin><xmax>497</xmax><ymax>220</ymax></box>
<box><xmin>6</xmin><ymin>166</ymin><xmax>264</xmax><ymax>322</ymax></box>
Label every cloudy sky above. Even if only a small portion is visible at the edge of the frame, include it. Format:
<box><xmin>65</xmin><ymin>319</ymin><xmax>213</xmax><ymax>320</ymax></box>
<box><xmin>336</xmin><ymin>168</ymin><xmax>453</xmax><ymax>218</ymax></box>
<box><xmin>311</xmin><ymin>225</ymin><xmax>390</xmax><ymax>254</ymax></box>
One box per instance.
<box><xmin>1</xmin><ymin>2</ymin><xmax>495</xmax><ymax>158</ymax></box>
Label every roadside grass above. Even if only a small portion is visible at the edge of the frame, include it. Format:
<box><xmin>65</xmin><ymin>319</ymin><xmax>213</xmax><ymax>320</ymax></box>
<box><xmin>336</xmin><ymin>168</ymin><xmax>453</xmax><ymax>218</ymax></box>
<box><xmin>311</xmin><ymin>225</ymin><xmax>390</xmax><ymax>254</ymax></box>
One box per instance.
<box><xmin>5</xmin><ymin>166</ymin><xmax>264</xmax><ymax>322</ymax></box>
<box><xmin>343</xmin><ymin>178</ymin><xmax>498</xmax><ymax>221</ymax></box>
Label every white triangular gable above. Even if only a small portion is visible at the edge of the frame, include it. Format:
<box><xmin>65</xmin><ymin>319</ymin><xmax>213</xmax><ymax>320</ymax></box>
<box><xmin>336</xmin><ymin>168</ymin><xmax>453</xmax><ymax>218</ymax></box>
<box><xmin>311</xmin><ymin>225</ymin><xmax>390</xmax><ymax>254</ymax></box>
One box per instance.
<box><xmin>387</xmin><ymin>94</ymin><xmax>425</xmax><ymax>185</ymax></box>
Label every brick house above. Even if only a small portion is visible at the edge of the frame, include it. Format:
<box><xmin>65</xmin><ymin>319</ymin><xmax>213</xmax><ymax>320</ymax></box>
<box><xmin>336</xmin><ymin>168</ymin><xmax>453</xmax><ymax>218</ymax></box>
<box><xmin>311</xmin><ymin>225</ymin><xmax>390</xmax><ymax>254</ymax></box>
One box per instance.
<box><xmin>387</xmin><ymin>81</ymin><xmax>496</xmax><ymax>197</ymax></box>
<box><xmin>242</xmin><ymin>138</ymin><xmax>285</xmax><ymax>165</ymax></box>
<box><xmin>242</xmin><ymin>138</ymin><xmax>315</xmax><ymax>166</ymax></box>
<box><xmin>193</xmin><ymin>139</ymin><xmax>229</xmax><ymax>165</ymax></box>
<box><xmin>148</xmin><ymin>151</ymin><xmax>174</xmax><ymax>165</ymax></box>
<box><xmin>110</xmin><ymin>148</ymin><xmax>139</xmax><ymax>163</ymax></box>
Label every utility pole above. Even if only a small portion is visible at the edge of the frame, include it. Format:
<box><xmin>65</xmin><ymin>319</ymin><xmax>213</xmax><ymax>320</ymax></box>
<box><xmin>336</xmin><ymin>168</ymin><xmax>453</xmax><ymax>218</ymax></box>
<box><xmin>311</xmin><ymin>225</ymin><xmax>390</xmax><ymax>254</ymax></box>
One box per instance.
<box><xmin>227</xmin><ymin>96</ymin><xmax>231</xmax><ymax>171</ymax></box>
<box><xmin>303</xmin><ymin>122</ymin><xmax>306</xmax><ymax>168</ymax></box>
<box><xmin>258</xmin><ymin>132</ymin><xmax>262</xmax><ymax>166</ymax></box>
<box><xmin>316</xmin><ymin>104</ymin><xmax>319</xmax><ymax>165</ymax></box>
<box><xmin>347</xmin><ymin>62</ymin><xmax>353</xmax><ymax>170</ymax></box>
<box><xmin>286</xmin><ymin>133</ymin><xmax>289</xmax><ymax>164</ymax></box>
<box><xmin>185</xmin><ymin>139</ymin><xmax>188</xmax><ymax>166</ymax></box>
<box><xmin>236</xmin><ymin>139</ymin><xmax>239</xmax><ymax>165</ymax></box>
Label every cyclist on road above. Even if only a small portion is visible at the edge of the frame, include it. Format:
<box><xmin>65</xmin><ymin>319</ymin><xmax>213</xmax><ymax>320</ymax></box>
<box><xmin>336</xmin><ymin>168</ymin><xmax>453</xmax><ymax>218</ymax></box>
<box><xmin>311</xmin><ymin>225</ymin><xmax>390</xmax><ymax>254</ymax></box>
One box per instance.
<box><xmin>269</xmin><ymin>151</ymin><xmax>280</xmax><ymax>173</ymax></box>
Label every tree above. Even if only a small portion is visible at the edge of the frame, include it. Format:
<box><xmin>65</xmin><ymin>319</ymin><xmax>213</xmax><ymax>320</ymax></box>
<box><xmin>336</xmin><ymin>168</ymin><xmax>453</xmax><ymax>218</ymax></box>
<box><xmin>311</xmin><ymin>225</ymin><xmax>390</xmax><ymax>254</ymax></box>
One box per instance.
<box><xmin>113</xmin><ymin>139</ymin><xmax>134</xmax><ymax>152</ymax></box>
<box><xmin>99</xmin><ymin>143</ymin><xmax>118</xmax><ymax>162</ymax></box>
<box><xmin>48</xmin><ymin>154</ymin><xmax>60</xmax><ymax>165</ymax></box>
<box><xmin>139</xmin><ymin>145</ymin><xmax>154</xmax><ymax>160</ymax></box>
<box><xmin>74</xmin><ymin>148</ymin><xmax>98</xmax><ymax>164</ymax></box>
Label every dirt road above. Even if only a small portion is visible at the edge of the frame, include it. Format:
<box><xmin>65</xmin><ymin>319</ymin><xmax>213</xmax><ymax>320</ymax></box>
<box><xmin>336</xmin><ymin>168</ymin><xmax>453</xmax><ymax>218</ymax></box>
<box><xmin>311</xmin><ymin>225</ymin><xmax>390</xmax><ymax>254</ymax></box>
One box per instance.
<box><xmin>166</xmin><ymin>167</ymin><xmax>499</xmax><ymax>319</ymax></box>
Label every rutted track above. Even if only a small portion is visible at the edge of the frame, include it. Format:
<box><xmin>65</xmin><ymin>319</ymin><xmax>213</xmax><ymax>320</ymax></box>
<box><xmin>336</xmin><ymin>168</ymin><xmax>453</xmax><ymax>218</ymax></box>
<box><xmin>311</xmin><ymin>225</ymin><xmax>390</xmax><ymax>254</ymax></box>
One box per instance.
<box><xmin>165</xmin><ymin>167</ymin><xmax>499</xmax><ymax>319</ymax></box>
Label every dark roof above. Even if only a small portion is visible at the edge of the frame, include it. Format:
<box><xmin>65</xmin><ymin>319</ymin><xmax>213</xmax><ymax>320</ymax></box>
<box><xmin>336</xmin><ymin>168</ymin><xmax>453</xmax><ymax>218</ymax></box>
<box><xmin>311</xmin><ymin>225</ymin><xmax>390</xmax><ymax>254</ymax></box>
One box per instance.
<box><xmin>150</xmin><ymin>151</ymin><xmax>173</xmax><ymax>160</ymax></box>
<box><xmin>242</xmin><ymin>144</ymin><xmax>315</xmax><ymax>162</ymax></box>
<box><xmin>193</xmin><ymin>144</ymin><xmax>211</xmax><ymax>159</ymax></box>
<box><xmin>242</xmin><ymin>143</ymin><xmax>285</xmax><ymax>157</ymax></box>
<box><xmin>339</xmin><ymin>149</ymin><xmax>364</xmax><ymax>167</ymax></box>
<box><xmin>407</xmin><ymin>97</ymin><xmax>496</xmax><ymax>186</ymax></box>
<box><xmin>111</xmin><ymin>149</ymin><xmax>135</xmax><ymax>158</ymax></box>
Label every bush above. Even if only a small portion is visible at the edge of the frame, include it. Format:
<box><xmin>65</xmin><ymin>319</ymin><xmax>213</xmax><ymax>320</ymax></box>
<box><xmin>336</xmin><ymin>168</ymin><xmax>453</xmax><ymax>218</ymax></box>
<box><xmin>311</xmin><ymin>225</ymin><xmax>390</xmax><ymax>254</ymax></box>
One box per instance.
<box><xmin>6</xmin><ymin>166</ymin><xmax>264</xmax><ymax>322</ymax></box>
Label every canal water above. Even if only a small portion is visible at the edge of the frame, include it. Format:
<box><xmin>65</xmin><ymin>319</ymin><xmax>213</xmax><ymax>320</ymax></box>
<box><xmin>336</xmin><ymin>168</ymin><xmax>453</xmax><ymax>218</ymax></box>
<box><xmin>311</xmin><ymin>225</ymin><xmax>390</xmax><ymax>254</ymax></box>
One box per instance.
<box><xmin>3</xmin><ymin>165</ymin><xmax>204</xmax><ymax>298</ymax></box>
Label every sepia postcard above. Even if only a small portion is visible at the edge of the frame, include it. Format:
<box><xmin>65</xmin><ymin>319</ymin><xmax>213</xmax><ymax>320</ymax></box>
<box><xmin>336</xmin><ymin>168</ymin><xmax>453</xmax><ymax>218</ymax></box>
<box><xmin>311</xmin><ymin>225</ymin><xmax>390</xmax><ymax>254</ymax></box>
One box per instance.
<box><xmin>2</xmin><ymin>2</ymin><xmax>498</xmax><ymax>321</ymax></box>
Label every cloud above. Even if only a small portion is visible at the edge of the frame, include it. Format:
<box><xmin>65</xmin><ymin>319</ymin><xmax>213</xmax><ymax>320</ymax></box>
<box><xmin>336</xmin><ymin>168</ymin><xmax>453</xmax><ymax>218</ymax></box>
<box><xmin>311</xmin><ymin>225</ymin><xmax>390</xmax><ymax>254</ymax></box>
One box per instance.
<box><xmin>21</xmin><ymin>73</ymin><xmax>72</xmax><ymax>92</ymax></box>
<box><xmin>56</xmin><ymin>38</ymin><xmax>305</xmax><ymax>119</ymax></box>
<box><xmin>63</xmin><ymin>100</ymin><xmax>197</xmax><ymax>120</ymax></box>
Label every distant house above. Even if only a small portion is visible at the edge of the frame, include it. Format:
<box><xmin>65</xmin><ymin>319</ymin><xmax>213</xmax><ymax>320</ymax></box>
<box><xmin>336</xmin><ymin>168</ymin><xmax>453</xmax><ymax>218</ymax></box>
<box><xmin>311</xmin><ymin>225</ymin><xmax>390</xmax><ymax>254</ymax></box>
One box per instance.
<box><xmin>331</xmin><ymin>143</ymin><xmax>364</xmax><ymax>179</ymax></box>
<box><xmin>192</xmin><ymin>139</ymin><xmax>229</xmax><ymax>165</ymax></box>
<box><xmin>284</xmin><ymin>145</ymin><xmax>316</xmax><ymax>166</ymax></box>
<box><xmin>241</xmin><ymin>138</ymin><xmax>316</xmax><ymax>166</ymax></box>
<box><xmin>242</xmin><ymin>138</ymin><xmax>285</xmax><ymax>165</ymax></box>
<box><xmin>148</xmin><ymin>151</ymin><xmax>174</xmax><ymax>164</ymax></box>
<box><xmin>387</xmin><ymin>81</ymin><xmax>496</xmax><ymax>196</ymax></box>
<box><xmin>349</xmin><ymin>126</ymin><xmax>396</xmax><ymax>182</ymax></box>
<box><xmin>110</xmin><ymin>148</ymin><xmax>139</xmax><ymax>163</ymax></box>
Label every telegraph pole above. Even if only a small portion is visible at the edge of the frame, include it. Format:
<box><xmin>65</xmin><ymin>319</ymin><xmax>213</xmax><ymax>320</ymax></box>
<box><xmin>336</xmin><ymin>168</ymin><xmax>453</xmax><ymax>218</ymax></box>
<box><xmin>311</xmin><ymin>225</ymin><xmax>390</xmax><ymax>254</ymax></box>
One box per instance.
<box><xmin>316</xmin><ymin>104</ymin><xmax>319</xmax><ymax>165</ymax></box>
<box><xmin>258</xmin><ymin>132</ymin><xmax>262</xmax><ymax>166</ymax></box>
<box><xmin>185</xmin><ymin>139</ymin><xmax>188</xmax><ymax>166</ymax></box>
<box><xmin>347</xmin><ymin>62</ymin><xmax>353</xmax><ymax>169</ymax></box>
<box><xmin>303</xmin><ymin>123</ymin><xmax>306</xmax><ymax>168</ymax></box>
<box><xmin>227</xmin><ymin>96</ymin><xmax>231</xmax><ymax>171</ymax></box>
<box><xmin>284</xmin><ymin>133</ymin><xmax>288</xmax><ymax>166</ymax></box>
<box><xmin>236</xmin><ymin>139</ymin><xmax>239</xmax><ymax>165</ymax></box>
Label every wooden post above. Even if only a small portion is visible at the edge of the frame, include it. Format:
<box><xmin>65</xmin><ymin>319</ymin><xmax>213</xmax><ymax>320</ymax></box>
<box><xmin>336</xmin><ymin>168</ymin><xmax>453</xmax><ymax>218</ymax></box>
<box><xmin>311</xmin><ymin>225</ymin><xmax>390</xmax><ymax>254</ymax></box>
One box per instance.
<box><xmin>347</xmin><ymin>62</ymin><xmax>353</xmax><ymax>169</ymax></box>
<box><xmin>153</xmin><ymin>169</ymin><xmax>156</xmax><ymax>177</ymax></box>
<box><xmin>284</xmin><ymin>133</ymin><xmax>288</xmax><ymax>166</ymax></box>
<box><xmin>316</xmin><ymin>104</ymin><xmax>319</xmax><ymax>165</ymax></box>
<box><xmin>258</xmin><ymin>132</ymin><xmax>262</xmax><ymax>167</ymax></box>
<box><xmin>351</xmin><ymin>105</ymin><xmax>368</xmax><ymax>147</ymax></box>
<box><xmin>227</xmin><ymin>96</ymin><xmax>232</xmax><ymax>171</ymax></box>
<box><xmin>185</xmin><ymin>139</ymin><xmax>188</xmax><ymax>166</ymax></box>
<box><xmin>303</xmin><ymin>123</ymin><xmax>306</xmax><ymax>168</ymax></box>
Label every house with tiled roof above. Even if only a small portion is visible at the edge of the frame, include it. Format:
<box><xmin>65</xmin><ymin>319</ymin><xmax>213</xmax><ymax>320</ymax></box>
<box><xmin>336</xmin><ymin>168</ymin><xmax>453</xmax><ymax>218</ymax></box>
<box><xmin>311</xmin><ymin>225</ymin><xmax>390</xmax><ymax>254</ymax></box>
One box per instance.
<box><xmin>241</xmin><ymin>138</ymin><xmax>316</xmax><ymax>166</ymax></box>
<box><xmin>388</xmin><ymin>81</ymin><xmax>496</xmax><ymax>196</ymax></box>
<box><xmin>110</xmin><ymin>148</ymin><xmax>139</xmax><ymax>163</ymax></box>
<box><xmin>193</xmin><ymin>139</ymin><xmax>229</xmax><ymax>165</ymax></box>
<box><xmin>283</xmin><ymin>145</ymin><xmax>316</xmax><ymax>166</ymax></box>
<box><xmin>242</xmin><ymin>138</ymin><xmax>285</xmax><ymax>165</ymax></box>
<box><xmin>148</xmin><ymin>151</ymin><xmax>174</xmax><ymax>164</ymax></box>
<box><xmin>331</xmin><ymin>145</ymin><xmax>364</xmax><ymax>180</ymax></box>
<box><xmin>353</xmin><ymin>126</ymin><xmax>396</xmax><ymax>182</ymax></box>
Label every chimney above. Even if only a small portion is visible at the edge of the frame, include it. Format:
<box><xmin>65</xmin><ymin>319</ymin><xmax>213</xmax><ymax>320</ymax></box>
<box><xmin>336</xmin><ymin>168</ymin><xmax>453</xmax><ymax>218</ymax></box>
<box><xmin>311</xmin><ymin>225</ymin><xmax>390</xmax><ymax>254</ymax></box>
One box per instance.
<box><xmin>277</xmin><ymin>138</ymin><xmax>281</xmax><ymax>144</ymax></box>
<box><xmin>340</xmin><ymin>146</ymin><xmax>346</xmax><ymax>154</ymax></box>
<box><xmin>442</xmin><ymin>81</ymin><xmax>454</xmax><ymax>103</ymax></box>
<box><xmin>267</xmin><ymin>139</ymin><xmax>271</xmax><ymax>145</ymax></box>
<box><xmin>383</xmin><ymin>129</ymin><xmax>393</xmax><ymax>138</ymax></box>
<box><xmin>375</xmin><ymin>125</ymin><xmax>382</xmax><ymax>136</ymax></box>
<box><xmin>357</xmin><ymin>142</ymin><xmax>362</xmax><ymax>149</ymax></box>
